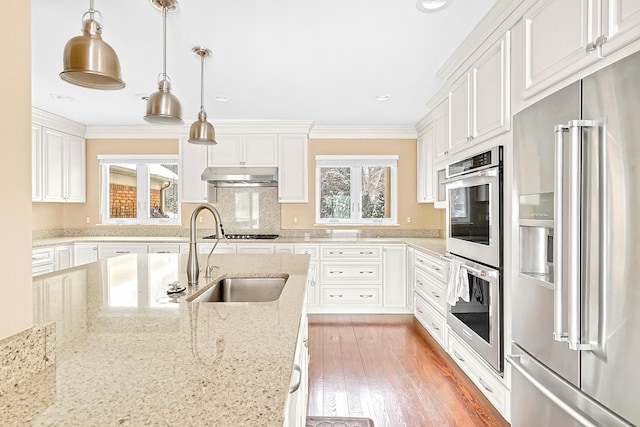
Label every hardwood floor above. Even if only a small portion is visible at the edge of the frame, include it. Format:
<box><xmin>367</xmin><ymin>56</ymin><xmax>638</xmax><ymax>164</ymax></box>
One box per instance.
<box><xmin>307</xmin><ymin>314</ymin><xmax>510</xmax><ymax>427</ymax></box>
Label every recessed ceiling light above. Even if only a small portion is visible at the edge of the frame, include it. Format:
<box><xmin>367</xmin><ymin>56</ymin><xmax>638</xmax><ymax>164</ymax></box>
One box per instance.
<box><xmin>416</xmin><ymin>0</ymin><xmax>451</xmax><ymax>13</ymax></box>
<box><xmin>375</xmin><ymin>95</ymin><xmax>391</xmax><ymax>102</ymax></box>
<box><xmin>215</xmin><ymin>96</ymin><xmax>230</xmax><ymax>102</ymax></box>
<box><xmin>135</xmin><ymin>93</ymin><xmax>150</xmax><ymax>102</ymax></box>
<box><xmin>49</xmin><ymin>93</ymin><xmax>74</xmax><ymax>101</ymax></box>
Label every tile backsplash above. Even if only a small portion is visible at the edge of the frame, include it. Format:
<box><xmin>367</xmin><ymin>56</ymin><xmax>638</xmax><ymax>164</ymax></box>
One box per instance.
<box><xmin>213</xmin><ymin>187</ymin><xmax>280</xmax><ymax>234</ymax></box>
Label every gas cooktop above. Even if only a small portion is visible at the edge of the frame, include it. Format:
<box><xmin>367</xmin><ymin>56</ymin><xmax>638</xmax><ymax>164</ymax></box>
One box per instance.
<box><xmin>203</xmin><ymin>233</ymin><xmax>280</xmax><ymax>240</ymax></box>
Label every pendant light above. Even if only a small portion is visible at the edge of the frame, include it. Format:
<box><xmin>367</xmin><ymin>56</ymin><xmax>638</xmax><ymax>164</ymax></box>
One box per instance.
<box><xmin>60</xmin><ymin>0</ymin><xmax>125</xmax><ymax>90</ymax></box>
<box><xmin>188</xmin><ymin>47</ymin><xmax>217</xmax><ymax>145</ymax></box>
<box><xmin>144</xmin><ymin>0</ymin><xmax>183</xmax><ymax>124</ymax></box>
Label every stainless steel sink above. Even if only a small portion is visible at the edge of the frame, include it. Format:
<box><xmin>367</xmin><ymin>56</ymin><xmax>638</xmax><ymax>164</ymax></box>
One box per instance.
<box><xmin>189</xmin><ymin>277</ymin><xmax>287</xmax><ymax>303</ymax></box>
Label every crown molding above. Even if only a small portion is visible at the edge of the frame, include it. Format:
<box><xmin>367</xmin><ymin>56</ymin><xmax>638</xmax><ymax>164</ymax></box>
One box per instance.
<box><xmin>85</xmin><ymin>120</ymin><xmax>315</xmax><ymax>139</ymax></box>
<box><xmin>32</xmin><ymin>107</ymin><xmax>86</xmax><ymax>138</ymax></box>
<box><xmin>309</xmin><ymin>126</ymin><xmax>417</xmax><ymax>139</ymax></box>
<box><xmin>438</xmin><ymin>0</ymin><xmax>529</xmax><ymax>82</ymax></box>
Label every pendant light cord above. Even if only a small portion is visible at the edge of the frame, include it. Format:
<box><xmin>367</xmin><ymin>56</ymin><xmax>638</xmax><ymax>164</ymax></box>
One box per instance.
<box><xmin>162</xmin><ymin>6</ymin><xmax>168</xmax><ymax>79</ymax></box>
<box><xmin>200</xmin><ymin>54</ymin><xmax>205</xmax><ymax>112</ymax></box>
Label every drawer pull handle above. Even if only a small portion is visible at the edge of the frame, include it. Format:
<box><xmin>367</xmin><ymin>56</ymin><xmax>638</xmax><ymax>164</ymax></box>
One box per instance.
<box><xmin>417</xmin><ymin>308</ymin><xmax>424</xmax><ymax>314</ymax></box>
<box><xmin>478</xmin><ymin>377</ymin><xmax>494</xmax><ymax>394</ymax></box>
<box><xmin>156</xmin><ymin>251</ymin><xmax>170</xmax><ymax>253</ymax></box>
<box><xmin>416</xmin><ymin>281</ymin><xmax>424</xmax><ymax>287</ymax></box>
<box><xmin>329</xmin><ymin>294</ymin><xmax>344</xmax><ymax>298</ymax></box>
<box><xmin>453</xmin><ymin>351</ymin><xmax>465</xmax><ymax>362</ymax></box>
<box><xmin>359</xmin><ymin>271</ymin><xmax>373</xmax><ymax>274</ymax></box>
<box><xmin>433</xmin><ymin>267</ymin><xmax>440</xmax><ymax>272</ymax></box>
<box><xmin>329</xmin><ymin>271</ymin><xmax>344</xmax><ymax>274</ymax></box>
<box><xmin>359</xmin><ymin>294</ymin><xmax>374</xmax><ymax>298</ymax></box>
<box><xmin>431</xmin><ymin>291</ymin><xmax>440</xmax><ymax>298</ymax></box>
<box><xmin>417</xmin><ymin>259</ymin><xmax>424</xmax><ymax>264</ymax></box>
<box><xmin>115</xmin><ymin>251</ymin><xmax>129</xmax><ymax>254</ymax></box>
<box><xmin>431</xmin><ymin>322</ymin><xmax>440</xmax><ymax>331</ymax></box>
<box><xmin>360</xmin><ymin>251</ymin><xmax>374</xmax><ymax>255</ymax></box>
<box><xmin>329</xmin><ymin>251</ymin><xmax>343</xmax><ymax>255</ymax></box>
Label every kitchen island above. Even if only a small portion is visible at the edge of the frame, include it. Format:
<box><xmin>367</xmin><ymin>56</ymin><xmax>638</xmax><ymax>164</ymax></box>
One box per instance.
<box><xmin>4</xmin><ymin>253</ymin><xmax>310</xmax><ymax>426</ymax></box>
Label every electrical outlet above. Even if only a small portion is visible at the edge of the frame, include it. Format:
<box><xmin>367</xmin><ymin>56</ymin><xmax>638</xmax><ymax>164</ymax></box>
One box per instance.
<box><xmin>199</xmin><ymin>216</ymin><xmax>203</xmax><ymax>223</ymax></box>
<box><xmin>85</xmin><ymin>216</ymin><xmax>90</xmax><ymax>223</ymax></box>
<box><xmin>293</xmin><ymin>215</ymin><xmax>298</xmax><ymax>224</ymax></box>
<box><xmin>407</xmin><ymin>216</ymin><xmax>412</xmax><ymax>223</ymax></box>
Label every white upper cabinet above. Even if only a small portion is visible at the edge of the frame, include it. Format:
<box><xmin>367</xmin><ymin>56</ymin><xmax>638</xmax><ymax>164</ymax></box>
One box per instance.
<box><xmin>208</xmin><ymin>134</ymin><xmax>277</xmax><ymax>167</ymax></box>
<box><xmin>432</xmin><ymin>97</ymin><xmax>450</xmax><ymax>163</ymax></box>
<box><xmin>523</xmin><ymin>0</ymin><xmax>640</xmax><ymax>98</ymax></box>
<box><xmin>278</xmin><ymin>134</ymin><xmax>308</xmax><ymax>203</ymax></box>
<box><xmin>417</xmin><ymin>127</ymin><xmax>434</xmax><ymax>203</ymax></box>
<box><xmin>448</xmin><ymin>31</ymin><xmax>511</xmax><ymax>154</ymax></box>
<box><xmin>41</xmin><ymin>127</ymin><xmax>86</xmax><ymax>203</ymax></box>
<box><xmin>179</xmin><ymin>136</ymin><xmax>207</xmax><ymax>203</ymax></box>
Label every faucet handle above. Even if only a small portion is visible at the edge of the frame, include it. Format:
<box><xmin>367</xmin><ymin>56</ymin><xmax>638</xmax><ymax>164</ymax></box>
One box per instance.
<box><xmin>204</xmin><ymin>265</ymin><xmax>219</xmax><ymax>278</ymax></box>
<box><xmin>166</xmin><ymin>281</ymin><xmax>186</xmax><ymax>295</ymax></box>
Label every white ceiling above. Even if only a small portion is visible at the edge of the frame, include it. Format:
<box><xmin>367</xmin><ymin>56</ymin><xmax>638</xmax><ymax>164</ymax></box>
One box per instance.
<box><xmin>32</xmin><ymin>0</ymin><xmax>496</xmax><ymax>127</ymax></box>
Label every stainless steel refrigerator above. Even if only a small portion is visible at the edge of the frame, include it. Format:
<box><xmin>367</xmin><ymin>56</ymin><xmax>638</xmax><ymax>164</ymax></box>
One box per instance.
<box><xmin>510</xmin><ymin>50</ymin><xmax>640</xmax><ymax>427</ymax></box>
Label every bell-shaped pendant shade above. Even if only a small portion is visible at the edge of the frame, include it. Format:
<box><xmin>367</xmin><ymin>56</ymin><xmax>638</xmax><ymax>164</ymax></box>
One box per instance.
<box><xmin>145</xmin><ymin>0</ymin><xmax>182</xmax><ymax>124</ymax></box>
<box><xmin>189</xmin><ymin>111</ymin><xmax>216</xmax><ymax>144</ymax></box>
<box><xmin>188</xmin><ymin>47</ymin><xmax>216</xmax><ymax>144</ymax></box>
<box><xmin>60</xmin><ymin>9</ymin><xmax>125</xmax><ymax>89</ymax></box>
<box><xmin>144</xmin><ymin>79</ymin><xmax>183</xmax><ymax>124</ymax></box>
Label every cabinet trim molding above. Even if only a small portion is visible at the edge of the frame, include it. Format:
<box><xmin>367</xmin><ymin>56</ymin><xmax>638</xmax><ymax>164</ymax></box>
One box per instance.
<box><xmin>32</xmin><ymin>107</ymin><xmax>86</xmax><ymax>138</ymax></box>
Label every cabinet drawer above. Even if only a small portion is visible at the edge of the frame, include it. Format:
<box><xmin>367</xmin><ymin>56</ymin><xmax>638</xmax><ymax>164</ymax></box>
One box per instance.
<box><xmin>32</xmin><ymin>263</ymin><xmax>56</xmax><ymax>277</ymax></box>
<box><xmin>295</xmin><ymin>245</ymin><xmax>319</xmax><ymax>260</ymax></box>
<box><xmin>448</xmin><ymin>330</ymin><xmax>508</xmax><ymax>416</ymax></box>
<box><xmin>321</xmin><ymin>286</ymin><xmax>381</xmax><ymax>306</ymax></box>
<box><xmin>415</xmin><ymin>251</ymin><xmax>447</xmax><ymax>282</ymax></box>
<box><xmin>320</xmin><ymin>263</ymin><xmax>382</xmax><ymax>284</ymax></box>
<box><xmin>197</xmin><ymin>243</ymin><xmax>236</xmax><ymax>254</ymax></box>
<box><xmin>414</xmin><ymin>269</ymin><xmax>446</xmax><ymax>315</ymax></box>
<box><xmin>236</xmin><ymin>244</ymin><xmax>275</xmax><ymax>254</ymax></box>
<box><xmin>98</xmin><ymin>244</ymin><xmax>148</xmax><ymax>259</ymax></box>
<box><xmin>414</xmin><ymin>293</ymin><xmax>446</xmax><ymax>346</ymax></box>
<box><xmin>321</xmin><ymin>246</ymin><xmax>382</xmax><ymax>260</ymax></box>
<box><xmin>148</xmin><ymin>244</ymin><xmax>181</xmax><ymax>254</ymax></box>
<box><xmin>32</xmin><ymin>247</ymin><xmax>55</xmax><ymax>267</ymax></box>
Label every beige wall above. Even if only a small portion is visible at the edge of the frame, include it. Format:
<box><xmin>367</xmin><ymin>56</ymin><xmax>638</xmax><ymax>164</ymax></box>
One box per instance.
<box><xmin>1</xmin><ymin>1</ymin><xmax>32</xmax><ymax>340</ymax></box>
<box><xmin>281</xmin><ymin>138</ymin><xmax>445</xmax><ymax>230</ymax></box>
<box><xmin>63</xmin><ymin>138</ymin><xmax>180</xmax><ymax>229</ymax></box>
<box><xmin>32</xmin><ymin>202</ymin><xmax>65</xmax><ymax>231</ymax></box>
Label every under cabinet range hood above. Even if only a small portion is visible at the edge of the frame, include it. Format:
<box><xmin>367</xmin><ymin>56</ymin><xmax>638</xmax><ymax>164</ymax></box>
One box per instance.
<box><xmin>201</xmin><ymin>166</ymin><xmax>278</xmax><ymax>187</ymax></box>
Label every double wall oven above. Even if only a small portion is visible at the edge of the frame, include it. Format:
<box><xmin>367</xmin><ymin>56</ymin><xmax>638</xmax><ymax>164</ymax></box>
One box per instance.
<box><xmin>444</xmin><ymin>146</ymin><xmax>504</xmax><ymax>373</ymax></box>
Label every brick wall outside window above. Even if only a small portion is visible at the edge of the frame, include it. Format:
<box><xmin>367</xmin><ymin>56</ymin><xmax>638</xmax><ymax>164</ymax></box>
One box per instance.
<box><xmin>109</xmin><ymin>184</ymin><xmax>163</xmax><ymax>218</ymax></box>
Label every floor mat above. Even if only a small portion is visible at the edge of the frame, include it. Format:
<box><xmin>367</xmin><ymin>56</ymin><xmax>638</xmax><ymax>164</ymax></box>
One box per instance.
<box><xmin>306</xmin><ymin>416</ymin><xmax>375</xmax><ymax>427</ymax></box>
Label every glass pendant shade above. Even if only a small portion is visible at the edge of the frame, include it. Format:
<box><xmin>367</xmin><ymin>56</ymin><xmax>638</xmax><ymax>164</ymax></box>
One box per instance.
<box><xmin>188</xmin><ymin>47</ymin><xmax>216</xmax><ymax>145</ymax></box>
<box><xmin>60</xmin><ymin>6</ymin><xmax>125</xmax><ymax>90</ymax></box>
<box><xmin>144</xmin><ymin>78</ymin><xmax>183</xmax><ymax>124</ymax></box>
<box><xmin>189</xmin><ymin>111</ymin><xmax>216</xmax><ymax>144</ymax></box>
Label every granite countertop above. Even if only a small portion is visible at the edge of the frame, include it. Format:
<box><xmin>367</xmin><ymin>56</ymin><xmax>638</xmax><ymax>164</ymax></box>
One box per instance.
<box><xmin>32</xmin><ymin>235</ymin><xmax>447</xmax><ymax>257</ymax></box>
<box><xmin>7</xmin><ymin>253</ymin><xmax>310</xmax><ymax>426</ymax></box>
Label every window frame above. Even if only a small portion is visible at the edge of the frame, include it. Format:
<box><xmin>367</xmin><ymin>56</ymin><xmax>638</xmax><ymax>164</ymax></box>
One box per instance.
<box><xmin>315</xmin><ymin>155</ymin><xmax>398</xmax><ymax>225</ymax></box>
<box><xmin>99</xmin><ymin>154</ymin><xmax>181</xmax><ymax>225</ymax></box>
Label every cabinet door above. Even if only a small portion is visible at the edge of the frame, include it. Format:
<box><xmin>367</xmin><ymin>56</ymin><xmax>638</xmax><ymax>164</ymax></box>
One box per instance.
<box><xmin>523</xmin><ymin>0</ymin><xmax>597</xmax><ymax>97</ymax></box>
<box><xmin>55</xmin><ymin>245</ymin><xmax>73</xmax><ymax>270</ymax></box>
<box><xmin>73</xmin><ymin>243</ymin><xmax>98</xmax><ymax>266</ymax></box>
<box><xmin>602</xmin><ymin>0</ymin><xmax>640</xmax><ymax>56</ymax></box>
<box><xmin>179</xmin><ymin>136</ymin><xmax>207</xmax><ymax>202</ymax></box>
<box><xmin>278</xmin><ymin>134</ymin><xmax>308</xmax><ymax>203</ymax></box>
<box><xmin>474</xmin><ymin>32</ymin><xmax>510</xmax><ymax>142</ymax></box>
<box><xmin>433</xmin><ymin>166</ymin><xmax>447</xmax><ymax>209</ymax></box>
<box><xmin>383</xmin><ymin>245</ymin><xmax>407</xmax><ymax>308</ymax></box>
<box><xmin>42</xmin><ymin>127</ymin><xmax>65</xmax><ymax>202</ymax></box>
<box><xmin>208</xmin><ymin>135</ymin><xmax>243</xmax><ymax>166</ymax></box>
<box><xmin>417</xmin><ymin>129</ymin><xmax>434</xmax><ymax>203</ymax></box>
<box><xmin>432</xmin><ymin>97</ymin><xmax>450</xmax><ymax>162</ymax></box>
<box><xmin>65</xmin><ymin>134</ymin><xmax>86</xmax><ymax>202</ymax></box>
<box><xmin>32</xmin><ymin>124</ymin><xmax>43</xmax><ymax>201</ymax></box>
<box><xmin>243</xmin><ymin>134</ymin><xmax>277</xmax><ymax>166</ymax></box>
<box><xmin>306</xmin><ymin>261</ymin><xmax>319</xmax><ymax>308</ymax></box>
<box><xmin>448</xmin><ymin>73</ymin><xmax>472</xmax><ymax>152</ymax></box>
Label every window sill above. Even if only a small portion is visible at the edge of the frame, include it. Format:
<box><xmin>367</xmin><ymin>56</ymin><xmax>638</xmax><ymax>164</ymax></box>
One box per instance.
<box><xmin>313</xmin><ymin>223</ymin><xmax>400</xmax><ymax>227</ymax></box>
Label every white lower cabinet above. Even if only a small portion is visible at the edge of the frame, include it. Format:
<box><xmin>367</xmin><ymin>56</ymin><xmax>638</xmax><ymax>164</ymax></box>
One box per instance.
<box><xmin>148</xmin><ymin>243</ymin><xmax>181</xmax><ymax>254</ymax></box>
<box><xmin>382</xmin><ymin>245</ymin><xmax>407</xmax><ymax>310</ymax></box>
<box><xmin>73</xmin><ymin>243</ymin><xmax>98</xmax><ymax>266</ymax></box>
<box><xmin>284</xmin><ymin>304</ymin><xmax>308</xmax><ymax>427</ymax></box>
<box><xmin>321</xmin><ymin>286</ymin><xmax>381</xmax><ymax>307</ymax></box>
<box><xmin>32</xmin><ymin>247</ymin><xmax>55</xmax><ymax>276</ymax></box>
<box><xmin>448</xmin><ymin>329</ymin><xmax>510</xmax><ymax>420</ymax></box>
<box><xmin>305</xmin><ymin>261</ymin><xmax>319</xmax><ymax>308</ymax></box>
<box><xmin>54</xmin><ymin>245</ymin><xmax>73</xmax><ymax>271</ymax></box>
<box><xmin>98</xmin><ymin>244</ymin><xmax>148</xmax><ymax>260</ymax></box>
<box><xmin>197</xmin><ymin>243</ymin><xmax>237</xmax><ymax>255</ymax></box>
<box><xmin>414</xmin><ymin>292</ymin><xmax>446</xmax><ymax>347</ymax></box>
<box><xmin>236</xmin><ymin>243</ymin><xmax>275</xmax><ymax>254</ymax></box>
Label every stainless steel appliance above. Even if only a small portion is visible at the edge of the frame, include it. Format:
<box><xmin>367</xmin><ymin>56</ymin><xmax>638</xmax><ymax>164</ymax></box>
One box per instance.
<box><xmin>447</xmin><ymin>254</ymin><xmax>502</xmax><ymax>372</ymax></box>
<box><xmin>509</xmin><ymin>51</ymin><xmax>640</xmax><ymax>426</ymax></box>
<box><xmin>204</xmin><ymin>233</ymin><xmax>279</xmax><ymax>240</ymax></box>
<box><xmin>444</xmin><ymin>146</ymin><xmax>503</xmax><ymax>268</ymax></box>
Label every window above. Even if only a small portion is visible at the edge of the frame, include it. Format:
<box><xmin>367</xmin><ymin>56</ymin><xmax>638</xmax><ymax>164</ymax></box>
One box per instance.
<box><xmin>316</xmin><ymin>155</ymin><xmax>398</xmax><ymax>225</ymax></box>
<box><xmin>99</xmin><ymin>155</ymin><xmax>180</xmax><ymax>225</ymax></box>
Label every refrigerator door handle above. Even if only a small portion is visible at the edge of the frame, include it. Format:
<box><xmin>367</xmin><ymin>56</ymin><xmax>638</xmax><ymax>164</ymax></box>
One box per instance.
<box><xmin>553</xmin><ymin>124</ymin><xmax>569</xmax><ymax>343</ymax></box>
<box><xmin>507</xmin><ymin>354</ymin><xmax>600</xmax><ymax>427</ymax></box>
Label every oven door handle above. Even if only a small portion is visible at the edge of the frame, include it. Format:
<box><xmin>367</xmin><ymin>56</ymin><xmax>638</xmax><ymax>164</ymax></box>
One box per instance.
<box><xmin>441</xmin><ymin>167</ymin><xmax>499</xmax><ymax>185</ymax></box>
<box><xmin>460</xmin><ymin>264</ymin><xmax>498</xmax><ymax>279</ymax></box>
